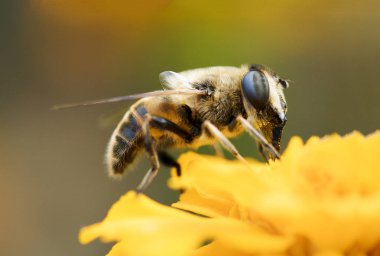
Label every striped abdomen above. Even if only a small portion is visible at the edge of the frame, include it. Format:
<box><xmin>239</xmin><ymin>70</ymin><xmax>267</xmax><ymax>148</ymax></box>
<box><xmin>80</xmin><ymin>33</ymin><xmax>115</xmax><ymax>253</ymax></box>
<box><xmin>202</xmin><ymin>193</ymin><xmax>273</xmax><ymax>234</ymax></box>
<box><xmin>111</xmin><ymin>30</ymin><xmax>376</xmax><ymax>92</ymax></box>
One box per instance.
<box><xmin>106</xmin><ymin>104</ymin><xmax>147</xmax><ymax>176</ymax></box>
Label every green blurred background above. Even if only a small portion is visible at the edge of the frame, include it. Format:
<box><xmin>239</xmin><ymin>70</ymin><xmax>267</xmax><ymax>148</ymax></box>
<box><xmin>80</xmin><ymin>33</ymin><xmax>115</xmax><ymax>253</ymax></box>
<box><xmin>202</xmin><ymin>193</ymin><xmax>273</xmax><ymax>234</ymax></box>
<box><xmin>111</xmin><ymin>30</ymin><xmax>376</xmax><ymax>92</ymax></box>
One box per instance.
<box><xmin>1</xmin><ymin>0</ymin><xmax>379</xmax><ymax>255</ymax></box>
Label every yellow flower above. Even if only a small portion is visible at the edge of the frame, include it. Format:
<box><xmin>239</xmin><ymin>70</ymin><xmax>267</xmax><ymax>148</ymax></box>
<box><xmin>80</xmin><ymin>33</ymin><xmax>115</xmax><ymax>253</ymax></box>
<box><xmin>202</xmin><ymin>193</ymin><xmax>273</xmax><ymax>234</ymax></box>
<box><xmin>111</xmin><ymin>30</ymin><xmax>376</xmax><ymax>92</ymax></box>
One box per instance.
<box><xmin>80</xmin><ymin>131</ymin><xmax>380</xmax><ymax>256</ymax></box>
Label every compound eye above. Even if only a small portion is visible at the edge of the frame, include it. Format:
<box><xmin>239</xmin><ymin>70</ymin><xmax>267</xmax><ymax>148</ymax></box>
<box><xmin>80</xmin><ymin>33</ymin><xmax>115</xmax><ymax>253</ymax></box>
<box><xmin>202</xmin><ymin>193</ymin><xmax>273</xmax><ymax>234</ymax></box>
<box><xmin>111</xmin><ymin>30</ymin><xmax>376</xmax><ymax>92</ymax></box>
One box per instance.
<box><xmin>242</xmin><ymin>71</ymin><xmax>270</xmax><ymax>110</ymax></box>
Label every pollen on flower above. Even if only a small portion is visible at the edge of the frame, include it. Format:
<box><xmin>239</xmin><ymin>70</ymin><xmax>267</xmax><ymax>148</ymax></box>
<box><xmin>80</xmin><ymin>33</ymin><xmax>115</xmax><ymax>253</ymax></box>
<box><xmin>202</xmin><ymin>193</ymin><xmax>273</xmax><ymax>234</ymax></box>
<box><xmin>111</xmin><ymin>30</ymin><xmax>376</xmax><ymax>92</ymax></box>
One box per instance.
<box><xmin>80</xmin><ymin>131</ymin><xmax>380</xmax><ymax>256</ymax></box>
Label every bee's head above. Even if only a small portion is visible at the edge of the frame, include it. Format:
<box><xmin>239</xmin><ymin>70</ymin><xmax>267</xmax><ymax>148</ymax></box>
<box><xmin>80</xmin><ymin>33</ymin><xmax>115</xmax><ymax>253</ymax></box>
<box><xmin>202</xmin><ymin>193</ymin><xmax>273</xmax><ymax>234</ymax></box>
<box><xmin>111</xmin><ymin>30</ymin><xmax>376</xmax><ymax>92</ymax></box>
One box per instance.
<box><xmin>241</xmin><ymin>64</ymin><xmax>289</xmax><ymax>160</ymax></box>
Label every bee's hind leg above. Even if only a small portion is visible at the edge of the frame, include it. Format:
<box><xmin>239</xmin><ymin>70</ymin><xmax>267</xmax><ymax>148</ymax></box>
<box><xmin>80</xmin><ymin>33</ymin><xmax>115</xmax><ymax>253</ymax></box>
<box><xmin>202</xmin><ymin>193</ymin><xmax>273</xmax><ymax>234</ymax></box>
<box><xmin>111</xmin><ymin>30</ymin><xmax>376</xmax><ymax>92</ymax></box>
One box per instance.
<box><xmin>137</xmin><ymin>153</ymin><xmax>160</xmax><ymax>193</ymax></box>
<box><xmin>148</xmin><ymin>114</ymin><xmax>198</xmax><ymax>177</ymax></box>
<box><xmin>158</xmin><ymin>151</ymin><xmax>181</xmax><ymax>177</ymax></box>
<box><xmin>131</xmin><ymin>108</ymin><xmax>197</xmax><ymax>193</ymax></box>
<box><xmin>157</xmin><ymin>151</ymin><xmax>186</xmax><ymax>194</ymax></box>
<box><xmin>136</xmin><ymin>115</ymin><xmax>160</xmax><ymax>194</ymax></box>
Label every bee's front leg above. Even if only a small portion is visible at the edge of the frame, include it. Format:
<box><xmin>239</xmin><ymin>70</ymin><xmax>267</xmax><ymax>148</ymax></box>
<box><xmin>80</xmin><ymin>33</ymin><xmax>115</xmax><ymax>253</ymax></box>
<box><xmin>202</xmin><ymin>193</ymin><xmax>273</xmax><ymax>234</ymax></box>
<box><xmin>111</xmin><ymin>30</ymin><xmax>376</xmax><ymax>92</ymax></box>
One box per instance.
<box><xmin>211</xmin><ymin>143</ymin><xmax>224</xmax><ymax>157</ymax></box>
<box><xmin>237</xmin><ymin>116</ymin><xmax>280</xmax><ymax>160</ymax></box>
<box><xmin>202</xmin><ymin>120</ymin><xmax>249</xmax><ymax>166</ymax></box>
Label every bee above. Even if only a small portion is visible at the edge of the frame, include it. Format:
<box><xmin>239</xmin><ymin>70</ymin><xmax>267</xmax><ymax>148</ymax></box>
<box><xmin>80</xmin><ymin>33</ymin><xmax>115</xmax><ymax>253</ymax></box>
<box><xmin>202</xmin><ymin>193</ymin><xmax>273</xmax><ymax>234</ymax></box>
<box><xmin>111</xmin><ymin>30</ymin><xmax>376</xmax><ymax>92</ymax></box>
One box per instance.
<box><xmin>55</xmin><ymin>64</ymin><xmax>289</xmax><ymax>193</ymax></box>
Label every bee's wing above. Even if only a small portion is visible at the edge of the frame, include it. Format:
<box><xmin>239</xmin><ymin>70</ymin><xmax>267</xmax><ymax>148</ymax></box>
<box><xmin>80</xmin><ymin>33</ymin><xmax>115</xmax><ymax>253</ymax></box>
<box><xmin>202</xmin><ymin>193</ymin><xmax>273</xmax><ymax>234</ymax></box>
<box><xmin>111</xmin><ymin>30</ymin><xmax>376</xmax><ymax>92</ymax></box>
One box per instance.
<box><xmin>52</xmin><ymin>89</ymin><xmax>204</xmax><ymax>110</ymax></box>
<box><xmin>159</xmin><ymin>71</ymin><xmax>193</xmax><ymax>89</ymax></box>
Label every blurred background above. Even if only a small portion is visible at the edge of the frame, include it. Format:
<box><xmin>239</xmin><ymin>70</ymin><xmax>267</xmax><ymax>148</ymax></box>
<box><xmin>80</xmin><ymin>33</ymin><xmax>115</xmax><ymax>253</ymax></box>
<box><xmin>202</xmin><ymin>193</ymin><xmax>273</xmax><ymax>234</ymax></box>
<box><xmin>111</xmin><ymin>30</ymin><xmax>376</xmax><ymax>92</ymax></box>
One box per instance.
<box><xmin>1</xmin><ymin>0</ymin><xmax>379</xmax><ymax>255</ymax></box>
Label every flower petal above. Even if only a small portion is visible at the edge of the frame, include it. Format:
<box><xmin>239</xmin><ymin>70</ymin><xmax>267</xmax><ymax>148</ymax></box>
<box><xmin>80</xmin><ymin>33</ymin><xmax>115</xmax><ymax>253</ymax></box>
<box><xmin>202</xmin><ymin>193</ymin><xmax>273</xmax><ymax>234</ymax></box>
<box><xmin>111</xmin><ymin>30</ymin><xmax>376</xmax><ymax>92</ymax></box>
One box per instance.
<box><xmin>80</xmin><ymin>191</ymin><xmax>291</xmax><ymax>256</ymax></box>
<box><xmin>170</xmin><ymin>131</ymin><xmax>380</xmax><ymax>252</ymax></box>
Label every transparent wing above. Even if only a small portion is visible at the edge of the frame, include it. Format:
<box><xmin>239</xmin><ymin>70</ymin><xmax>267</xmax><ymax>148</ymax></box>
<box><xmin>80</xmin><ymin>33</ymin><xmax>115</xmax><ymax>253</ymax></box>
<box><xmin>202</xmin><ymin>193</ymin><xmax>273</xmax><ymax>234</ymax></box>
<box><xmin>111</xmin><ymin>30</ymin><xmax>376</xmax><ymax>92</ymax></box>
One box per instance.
<box><xmin>52</xmin><ymin>89</ymin><xmax>204</xmax><ymax>110</ymax></box>
<box><xmin>159</xmin><ymin>71</ymin><xmax>194</xmax><ymax>90</ymax></box>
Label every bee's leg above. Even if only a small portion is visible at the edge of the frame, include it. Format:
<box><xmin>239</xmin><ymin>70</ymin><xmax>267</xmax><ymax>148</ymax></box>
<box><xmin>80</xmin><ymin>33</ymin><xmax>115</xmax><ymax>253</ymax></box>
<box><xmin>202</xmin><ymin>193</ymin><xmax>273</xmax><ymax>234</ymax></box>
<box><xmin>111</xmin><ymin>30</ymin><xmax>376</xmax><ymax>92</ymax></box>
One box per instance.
<box><xmin>158</xmin><ymin>151</ymin><xmax>181</xmax><ymax>177</ymax></box>
<box><xmin>237</xmin><ymin>116</ymin><xmax>280</xmax><ymax>159</ymax></box>
<box><xmin>137</xmin><ymin>153</ymin><xmax>159</xmax><ymax>193</ymax></box>
<box><xmin>157</xmin><ymin>151</ymin><xmax>185</xmax><ymax>195</ymax></box>
<box><xmin>132</xmin><ymin>110</ymin><xmax>198</xmax><ymax>192</ymax></box>
<box><xmin>148</xmin><ymin>114</ymin><xmax>198</xmax><ymax>175</ymax></box>
<box><xmin>136</xmin><ymin>115</ymin><xmax>160</xmax><ymax>194</ymax></box>
<box><xmin>258</xmin><ymin>144</ymin><xmax>270</xmax><ymax>163</ymax></box>
<box><xmin>212</xmin><ymin>143</ymin><xmax>224</xmax><ymax>157</ymax></box>
<box><xmin>202</xmin><ymin>120</ymin><xmax>249</xmax><ymax>165</ymax></box>
<box><xmin>149</xmin><ymin>116</ymin><xmax>194</xmax><ymax>142</ymax></box>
